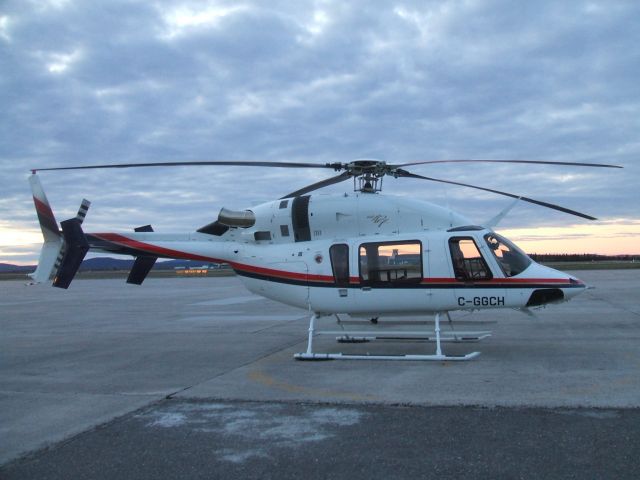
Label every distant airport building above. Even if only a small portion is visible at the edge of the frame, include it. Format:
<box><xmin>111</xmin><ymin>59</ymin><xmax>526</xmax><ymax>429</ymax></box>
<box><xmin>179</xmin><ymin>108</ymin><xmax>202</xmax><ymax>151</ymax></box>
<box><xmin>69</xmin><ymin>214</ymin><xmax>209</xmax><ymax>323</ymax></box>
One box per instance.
<box><xmin>174</xmin><ymin>263</ymin><xmax>231</xmax><ymax>276</ymax></box>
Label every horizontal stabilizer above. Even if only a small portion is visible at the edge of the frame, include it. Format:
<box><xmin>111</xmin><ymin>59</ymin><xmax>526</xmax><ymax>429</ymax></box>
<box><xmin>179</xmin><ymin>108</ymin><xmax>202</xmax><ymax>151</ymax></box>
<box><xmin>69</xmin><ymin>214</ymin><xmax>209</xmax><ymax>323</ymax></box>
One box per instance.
<box><xmin>127</xmin><ymin>225</ymin><xmax>156</xmax><ymax>284</ymax></box>
<box><xmin>53</xmin><ymin>218</ymin><xmax>89</xmax><ymax>289</ymax></box>
<box><xmin>127</xmin><ymin>256</ymin><xmax>158</xmax><ymax>285</ymax></box>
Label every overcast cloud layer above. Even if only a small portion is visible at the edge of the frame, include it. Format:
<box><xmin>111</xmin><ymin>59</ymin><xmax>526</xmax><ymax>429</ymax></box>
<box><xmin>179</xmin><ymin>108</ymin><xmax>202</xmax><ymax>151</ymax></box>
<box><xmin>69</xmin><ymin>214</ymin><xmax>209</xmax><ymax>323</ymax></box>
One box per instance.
<box><xmin>1</xmin><ymin>0</ymin><xmax>638</xmax><ymax>263</ymax></box>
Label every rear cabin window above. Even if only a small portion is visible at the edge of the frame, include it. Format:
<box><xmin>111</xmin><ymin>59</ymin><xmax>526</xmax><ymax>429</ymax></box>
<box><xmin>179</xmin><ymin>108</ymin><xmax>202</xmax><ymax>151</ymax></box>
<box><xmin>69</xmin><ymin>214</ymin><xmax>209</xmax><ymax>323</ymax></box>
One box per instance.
<box><xmin>359</xmin><ymin>241</ymin><xmax>422</xmax><ymax>286</ymax></box>
<box><xmin>484</xmin><ymin>232</ymin><xmax>532</xmax><ymax>277</ymax></box>
<box><xmin>329</xmin><ymin>244</ymin><xmax>350</xmax><ymax>286</ymax></box>
<box><xmin>449</xmin><ymin>237</ymin><xmax>492</xmax><ymax>281</ymax></box>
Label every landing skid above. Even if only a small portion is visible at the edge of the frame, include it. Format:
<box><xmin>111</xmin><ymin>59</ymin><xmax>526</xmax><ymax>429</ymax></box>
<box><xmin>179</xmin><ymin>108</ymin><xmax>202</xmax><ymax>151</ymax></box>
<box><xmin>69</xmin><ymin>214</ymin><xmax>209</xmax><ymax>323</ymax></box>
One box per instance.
<box><xmin>333</xmin><ymin>331</ymin><xmax>491</xmax><ymax>343</ymax></box>
<box><xmin>294</xmin><ymin>352</ymin><xmax>481</xmax><ymax>361</ymax></box>
<box><xmin>294</xmin><ymin>312</ymin><xmax>489</xmax><ymax>362</ymax></box>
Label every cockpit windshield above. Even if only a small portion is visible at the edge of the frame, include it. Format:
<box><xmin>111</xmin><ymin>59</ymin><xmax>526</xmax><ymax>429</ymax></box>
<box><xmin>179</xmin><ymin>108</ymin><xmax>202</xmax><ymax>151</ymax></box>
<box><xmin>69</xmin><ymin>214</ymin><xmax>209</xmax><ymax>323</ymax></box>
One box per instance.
<box><xmin>484</xmin><ymin>232</ymin><xmax>531</xmax><ymax>277</ymax></box>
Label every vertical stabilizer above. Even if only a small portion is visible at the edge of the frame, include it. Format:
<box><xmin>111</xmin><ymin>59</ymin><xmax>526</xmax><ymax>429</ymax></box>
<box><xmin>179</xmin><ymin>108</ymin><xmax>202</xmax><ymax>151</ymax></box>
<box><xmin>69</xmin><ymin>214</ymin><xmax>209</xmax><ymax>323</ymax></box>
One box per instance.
<box><xmin>29</xmin><ymin>174</ymin><xmax>61</xmax><ymax>242</ymax></box>
<box><xmin>28</xmin><ymin>174</ymin><xmax>63</xmax><ymax>283</ymax></box>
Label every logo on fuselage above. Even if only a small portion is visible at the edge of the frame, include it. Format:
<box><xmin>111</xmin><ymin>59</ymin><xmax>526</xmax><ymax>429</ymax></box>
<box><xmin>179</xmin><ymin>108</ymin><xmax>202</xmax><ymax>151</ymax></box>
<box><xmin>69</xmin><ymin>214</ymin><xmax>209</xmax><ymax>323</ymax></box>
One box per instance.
<box><xmin>367</xmin><ymin>214</ymin><xmax>389</xmax><ymax>227</ymax></box>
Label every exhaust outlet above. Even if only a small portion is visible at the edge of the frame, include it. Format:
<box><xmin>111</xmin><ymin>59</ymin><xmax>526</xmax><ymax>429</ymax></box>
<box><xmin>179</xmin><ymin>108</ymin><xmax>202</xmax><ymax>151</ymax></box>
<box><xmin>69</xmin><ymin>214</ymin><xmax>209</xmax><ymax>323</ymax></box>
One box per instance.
<box><xmin>217</xmin><ymin>208</ymin><xmax>256</xmax><ymax>228</ymax></box>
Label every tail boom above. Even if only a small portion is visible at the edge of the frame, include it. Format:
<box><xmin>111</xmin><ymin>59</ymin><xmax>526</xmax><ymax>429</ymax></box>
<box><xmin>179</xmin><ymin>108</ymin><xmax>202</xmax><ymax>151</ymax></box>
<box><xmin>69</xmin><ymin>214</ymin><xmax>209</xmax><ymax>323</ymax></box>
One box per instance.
<box><xmin>86</xmin><ymin>232</ymin><xmax>228</xmax><ymax>263</ymax></box>
<box><xmin>29</xmin><ymin>174</ymin><xmax>229</xmax><ymax>287</ymax></box>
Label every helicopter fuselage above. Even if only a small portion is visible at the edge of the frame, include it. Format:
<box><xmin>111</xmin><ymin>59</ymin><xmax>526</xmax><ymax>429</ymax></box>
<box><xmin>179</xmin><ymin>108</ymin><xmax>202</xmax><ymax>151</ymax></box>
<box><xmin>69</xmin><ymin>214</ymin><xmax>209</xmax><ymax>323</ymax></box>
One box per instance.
<box><xmin>82</xmin><ymin>192</ymin><xmax>587</xmax><ymax>315</ymax></box>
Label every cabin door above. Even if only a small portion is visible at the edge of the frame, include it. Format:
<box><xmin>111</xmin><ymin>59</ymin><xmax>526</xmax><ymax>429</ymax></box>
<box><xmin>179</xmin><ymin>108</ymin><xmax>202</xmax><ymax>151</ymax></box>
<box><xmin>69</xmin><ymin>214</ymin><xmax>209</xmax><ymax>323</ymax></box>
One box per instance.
<box><xmin>448</xmin><ymin>236</ymin><xmax>506</xmax><ymax>310</ymax></box>
<box><xmin>308</xmin><ymin>243</ymin><xmax>353</xmax><ymax>312</ymax></box>
<box><xmin>355</xmin><ymin>239</ymin><xmax>427</xmax><ymax>314</ymax></box>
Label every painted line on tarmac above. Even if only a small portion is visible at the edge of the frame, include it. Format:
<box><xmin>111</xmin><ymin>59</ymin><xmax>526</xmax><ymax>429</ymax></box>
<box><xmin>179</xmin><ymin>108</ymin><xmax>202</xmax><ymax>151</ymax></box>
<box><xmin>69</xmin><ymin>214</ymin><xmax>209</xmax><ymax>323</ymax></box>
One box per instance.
<box><xmin>247</xmin><ymin>365</ymin><xmax>378</xmax><ymax>402</ymax></box>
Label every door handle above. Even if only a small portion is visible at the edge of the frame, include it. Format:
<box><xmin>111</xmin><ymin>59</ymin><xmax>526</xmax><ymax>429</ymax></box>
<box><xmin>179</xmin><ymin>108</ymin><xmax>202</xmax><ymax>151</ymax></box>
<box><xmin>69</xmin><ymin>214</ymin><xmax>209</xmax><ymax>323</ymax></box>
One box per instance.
<box><xmin>361</xmin><ymin>286</ymin><xmax>372</xmax><ymax>291</ymax></box>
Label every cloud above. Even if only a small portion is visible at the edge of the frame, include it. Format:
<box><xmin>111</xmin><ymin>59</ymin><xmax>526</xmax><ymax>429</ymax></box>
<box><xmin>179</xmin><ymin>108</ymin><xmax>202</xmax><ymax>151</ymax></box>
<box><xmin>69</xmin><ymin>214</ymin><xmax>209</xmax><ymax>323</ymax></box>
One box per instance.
<box><xmin>1</xmin><ymin>0</ymin><xmax>638</xmax><ymax>263</ymax></box>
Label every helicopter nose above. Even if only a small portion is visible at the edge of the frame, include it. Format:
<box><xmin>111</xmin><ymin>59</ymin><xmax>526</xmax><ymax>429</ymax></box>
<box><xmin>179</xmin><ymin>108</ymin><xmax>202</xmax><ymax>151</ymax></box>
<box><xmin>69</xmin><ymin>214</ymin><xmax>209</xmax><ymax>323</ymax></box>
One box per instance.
<box><xmin>563</xmin><ymin>273</ymin><xmax>588</xmax><ymax>300</ymax></box>
<box><xmin>523</xmin><ymin>263</ymin><xmax>588</xmax><ymax>306</ymax></box>
<box><xmin>542</xmin><ymin>265</ymin><xmax>588</xmax><ymax>301</ymax></box>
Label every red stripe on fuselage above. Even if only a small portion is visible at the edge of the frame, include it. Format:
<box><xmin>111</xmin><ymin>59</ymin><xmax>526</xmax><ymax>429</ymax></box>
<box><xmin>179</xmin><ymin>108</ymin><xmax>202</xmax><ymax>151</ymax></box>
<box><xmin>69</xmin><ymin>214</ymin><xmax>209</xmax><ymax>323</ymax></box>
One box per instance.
<box><xmin>92</xmin><ymin>233</ymin><xmax>334</xmax><ymax>283</ymax></box>
<box><xmin>233</xmin><ymin>263</ymin><xmax>334</xmax><ymax>283</ymax></box>
<box><xmin>92</xmin><ymin>233</ymin><xmax>227</xmax><ymax>263</ymax></box>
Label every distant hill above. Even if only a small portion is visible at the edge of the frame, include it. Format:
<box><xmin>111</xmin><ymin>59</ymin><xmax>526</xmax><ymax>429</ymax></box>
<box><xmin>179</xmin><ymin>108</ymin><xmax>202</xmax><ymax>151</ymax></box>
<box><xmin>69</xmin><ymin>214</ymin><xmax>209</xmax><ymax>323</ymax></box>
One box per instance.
<box><xmin>0</xmin><ymin>258</ymin><xmax>226</xmax><ymax>274</ymax></box>
<box><xmin>0</xmin><ymin>263</ymin><xmax>35</xmax><ymax>273</ymax></box>
<box><xmin>80</xmin><ymin>257</ymin><xmax>222</xmax><ymax>271</ymax></box>
<box><xmin>79</xmin><ymin>257</ymin><xmax>135</xmax><ymax>271</ymax></box>
<box><xmin>529</xmin><ymin>253</ymin><xmax>638</xmax><ymax>262</ymax></box>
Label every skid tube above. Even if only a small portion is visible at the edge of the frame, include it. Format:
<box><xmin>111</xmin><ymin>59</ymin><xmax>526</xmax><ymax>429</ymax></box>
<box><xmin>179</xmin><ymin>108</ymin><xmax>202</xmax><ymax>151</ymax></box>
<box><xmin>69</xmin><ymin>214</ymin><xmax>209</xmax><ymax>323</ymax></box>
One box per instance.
<box><xmin>294</xmin><ymin>312</ymin><xmax>484</xmax><ymax>362</ymax></box>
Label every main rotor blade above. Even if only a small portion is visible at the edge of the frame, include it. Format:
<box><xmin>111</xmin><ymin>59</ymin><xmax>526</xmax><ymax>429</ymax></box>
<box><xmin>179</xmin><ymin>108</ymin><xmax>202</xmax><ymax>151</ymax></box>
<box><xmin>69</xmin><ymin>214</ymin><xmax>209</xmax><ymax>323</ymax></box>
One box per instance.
<box><xmin>33</xmin><ymin>161</ymin><xmax>333</xmax><ymax>172</ymax></box>
<box><xmin>394</xmin><ymin>159</ymin><xmax>623</xmax><ymax>169</ymax></box>
<box><xmin>395</xmin><ymin>170</ymin><xmax>597</xmax><ymax>220</ymax></box>
<box><xmin>281</xmin><ymin>171</ymin><xmax>353</xmax><ymax>199</ymax></box>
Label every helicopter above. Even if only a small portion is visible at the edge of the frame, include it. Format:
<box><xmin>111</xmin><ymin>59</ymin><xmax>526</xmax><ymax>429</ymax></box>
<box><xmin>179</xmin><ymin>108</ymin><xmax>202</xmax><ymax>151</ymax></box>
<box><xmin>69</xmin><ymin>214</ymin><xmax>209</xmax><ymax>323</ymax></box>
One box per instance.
<box><xmin>28</xmin><ymin>159</ymin><xmax>622</xmax><ymax>361</ymax></box>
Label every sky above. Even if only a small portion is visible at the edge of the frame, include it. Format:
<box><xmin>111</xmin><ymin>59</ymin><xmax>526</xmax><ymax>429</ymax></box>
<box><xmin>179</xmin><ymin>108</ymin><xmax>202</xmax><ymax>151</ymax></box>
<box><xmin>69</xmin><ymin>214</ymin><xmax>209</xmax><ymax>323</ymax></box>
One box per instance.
<box><xmin>1</xmin><ymin>0</ymin><xmax>639</xmax><ymax>265</ymax></box>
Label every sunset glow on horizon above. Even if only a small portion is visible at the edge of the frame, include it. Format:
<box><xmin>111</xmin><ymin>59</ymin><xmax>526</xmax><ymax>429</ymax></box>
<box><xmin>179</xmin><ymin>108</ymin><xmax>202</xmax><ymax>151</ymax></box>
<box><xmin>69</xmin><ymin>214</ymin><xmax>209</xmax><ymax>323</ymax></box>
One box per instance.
<box><xmin>499</xmin><ymin>220</ymin><xmax>640</xmax><ymax>256</ymax></box>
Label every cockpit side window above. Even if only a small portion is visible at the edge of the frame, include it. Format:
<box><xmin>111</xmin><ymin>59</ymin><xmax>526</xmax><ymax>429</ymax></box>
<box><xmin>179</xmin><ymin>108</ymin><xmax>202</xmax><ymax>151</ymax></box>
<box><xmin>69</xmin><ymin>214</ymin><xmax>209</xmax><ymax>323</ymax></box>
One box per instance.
<box><xmin>448</xmin><ymin>237</ymin><xmax>492</xmax><ymax>281</ymax></box>
<box><xmin>484</xmin><ymin>233</ymin><xmax>532</xmax><ymax>277</ymax></box>
<box><xmin>329</xmin><ymin>244</ymin><xmax>350</xmax><ymax>286</ymax></box>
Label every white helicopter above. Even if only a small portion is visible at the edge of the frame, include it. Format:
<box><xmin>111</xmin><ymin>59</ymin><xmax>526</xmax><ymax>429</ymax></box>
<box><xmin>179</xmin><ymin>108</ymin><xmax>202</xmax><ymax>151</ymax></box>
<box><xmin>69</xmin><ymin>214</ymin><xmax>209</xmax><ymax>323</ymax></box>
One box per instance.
<box><xmin>28</xmin><ymin>159</ymin><xmax>621</xmax><ymax>361</ymax></box>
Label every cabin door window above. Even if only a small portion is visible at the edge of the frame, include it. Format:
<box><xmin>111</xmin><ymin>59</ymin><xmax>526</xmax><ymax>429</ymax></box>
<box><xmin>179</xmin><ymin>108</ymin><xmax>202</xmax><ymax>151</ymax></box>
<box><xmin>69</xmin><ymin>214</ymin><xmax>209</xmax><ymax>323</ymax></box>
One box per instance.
<box><xmin>329</xmin><ymin>244</ymin><xmax>350</xmax><ymax>286</ymax></box>
<box><xmin>358</xmin><ymin>241</ymin><xmax>422</xmax><ymax>286</ymax></box>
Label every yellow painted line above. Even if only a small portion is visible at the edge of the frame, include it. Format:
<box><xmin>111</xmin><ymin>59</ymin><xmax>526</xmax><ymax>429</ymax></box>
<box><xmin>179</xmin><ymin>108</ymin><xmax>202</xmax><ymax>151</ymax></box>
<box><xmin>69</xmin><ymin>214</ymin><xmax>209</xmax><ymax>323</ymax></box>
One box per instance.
<box><xmin>247</xmin><ymin>367</ymin><xmax>377</xmax><ymax>402</ymax></box>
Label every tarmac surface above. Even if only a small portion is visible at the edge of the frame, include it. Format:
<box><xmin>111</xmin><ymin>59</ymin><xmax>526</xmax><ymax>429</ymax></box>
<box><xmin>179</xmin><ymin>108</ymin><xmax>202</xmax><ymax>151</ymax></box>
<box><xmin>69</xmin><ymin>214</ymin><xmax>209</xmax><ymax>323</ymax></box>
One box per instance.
<box><xmin>1</xmin><ymin>270</ymin><xmax>639</xmax><ymax>478</ymax></box>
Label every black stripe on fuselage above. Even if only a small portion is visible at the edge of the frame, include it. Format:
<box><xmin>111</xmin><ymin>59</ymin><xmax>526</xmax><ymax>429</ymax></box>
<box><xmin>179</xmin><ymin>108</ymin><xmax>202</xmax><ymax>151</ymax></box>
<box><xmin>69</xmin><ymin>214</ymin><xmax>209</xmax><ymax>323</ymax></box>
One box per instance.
<box><xmin>235</xmin><ymin>269</ymin><xmax>583</xmax><ymax>290</ymax></box>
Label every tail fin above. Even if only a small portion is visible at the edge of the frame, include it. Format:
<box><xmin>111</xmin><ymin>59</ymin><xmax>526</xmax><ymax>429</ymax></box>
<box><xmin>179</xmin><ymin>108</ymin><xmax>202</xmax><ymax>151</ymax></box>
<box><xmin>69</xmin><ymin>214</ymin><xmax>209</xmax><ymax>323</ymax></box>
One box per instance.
<box><xmin>28</xmin><ymin>174</ymin><xmax>92</xmax><ymax>286</ymax></box>
<box><xmin>30</xmin><ymin>174</ymin><xmax>61</xmax><ymax>243</ymax></box>
<box><xmin>28</xmin><ymin>174</ymin><xmax>63</xmax><ymax>283</ymax></box>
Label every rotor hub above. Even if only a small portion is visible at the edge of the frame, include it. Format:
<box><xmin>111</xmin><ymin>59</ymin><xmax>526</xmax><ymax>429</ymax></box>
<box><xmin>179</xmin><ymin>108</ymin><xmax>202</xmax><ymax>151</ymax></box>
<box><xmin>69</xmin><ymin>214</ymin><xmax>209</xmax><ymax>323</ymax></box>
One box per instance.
<box><xmin>326</xmin><ymin>159</ymin><xmax>397</xmax><ymax>193</ymax></box>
